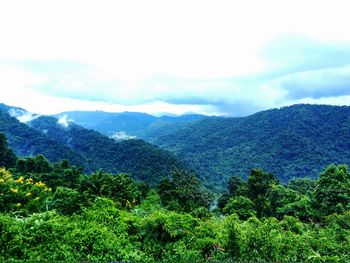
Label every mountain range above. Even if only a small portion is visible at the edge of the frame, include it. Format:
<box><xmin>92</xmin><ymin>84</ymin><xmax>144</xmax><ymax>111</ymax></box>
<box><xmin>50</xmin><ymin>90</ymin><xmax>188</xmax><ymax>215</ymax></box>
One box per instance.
<box><xmin>1</xmin><ymin>103</ymin><xmax>350</xmax><ymax>190</ymax></box>
<box><xmin>152</xmin><ymin>104</ymin><xmax>350</xmax><ymax>188</ymax></box>
<box><xmin>0</xmin><ymin>103</ymin><xmax>190</xmax><ymax>184</ymax></box>
<box><xmin>55</xmin><ymin>110</ymin><xmax>207</xmax><ymax>140</ymax></box>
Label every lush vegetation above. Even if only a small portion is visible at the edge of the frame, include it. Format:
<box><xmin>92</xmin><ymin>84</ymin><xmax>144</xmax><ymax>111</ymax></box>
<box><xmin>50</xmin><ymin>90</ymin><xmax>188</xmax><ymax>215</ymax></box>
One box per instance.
<box><xmin>1</xmin><ymin>133</ymin><xmax>350</xmax><ymax>262</ymax></box>
<box><xmin>29</xmin><ymin>116</ymin><xmax>191</xmax><ymax>184</ymax></box>
<box><xmin>0</xmin><ymin>107</ymin><xmax>85</xmax><ymax>166</ymax></box>
<box><xmin>0</xmin><ymin>107</ymin><xmax>191</xmax><ymax>185</ymax></box>
<box><xmin>154</xmin><ymin>104</ymin><xmax>350</xmax><ymax>189</ymax></box>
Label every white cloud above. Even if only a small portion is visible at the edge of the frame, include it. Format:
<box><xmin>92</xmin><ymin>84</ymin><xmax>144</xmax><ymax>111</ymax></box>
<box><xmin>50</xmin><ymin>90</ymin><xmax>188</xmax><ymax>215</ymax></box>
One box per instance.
<box><xmin>1</xmin><ymin>0</ymin><xmax>350</xmax><ymax>79</ymax></box>
<box><xmin>1</xmin><ymin>1</ymin><xmax>350</xmax><ymax>116</ymax></box>
<box><xmin>58</xmin><ymin>115</ymin><xmax>70</xmax><ymax>128</ymax></box>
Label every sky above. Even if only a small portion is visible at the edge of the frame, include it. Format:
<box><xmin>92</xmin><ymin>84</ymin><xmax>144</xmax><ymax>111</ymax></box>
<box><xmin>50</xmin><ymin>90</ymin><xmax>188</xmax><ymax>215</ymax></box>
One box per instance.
<box><xmin>0</xmin><ymin>0</ymin><xmax>350</xmax><ymax>116</ymax></box>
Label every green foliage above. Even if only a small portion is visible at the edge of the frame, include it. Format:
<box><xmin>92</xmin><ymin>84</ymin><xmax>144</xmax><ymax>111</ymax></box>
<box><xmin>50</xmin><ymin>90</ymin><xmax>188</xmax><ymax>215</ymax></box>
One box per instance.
<box><xmin>288</xmin><ymin>177</ymin><xmax>316</xmax><ymax>195</ymax></box>
<box><xmin>313</xmin><ymin>164</ymin><xmax>350</xmax><ymax>216</ymax></box>
<box><xmin>78</xmin><ymin>171</ymin><xmax>141</xmax><ymax>209</ymax></box>
<box><xmin>1</xmin><ymin>123</ymin><xmax>350</xmax><ymax>261</ymax></box>
<box><xmin>0</xmin><ymin>168</ymin><xmax>51</xmax><ymax>214</ymax></box>
<box><xmin>158</xmin><ymin>169</ymin><xmax>213</xmax><ymax>212</ymax></box>
<box><xmin>0</xmin><ymin>133</ymin><xmax>17</xmax><ymax>168</ymax></box>
<box><xmin>49</xmin><ymin>187</ymin><xmax>81</xmax><ymax>215</ymax></box>
<box><xmin>16</xmin><ymin>154</ymin><xmax>52</xmax><ymax>174</ymax></box>
<box><xmin>248</xmin><ymin>169</ymin><xmax>279</xmax><ymax>217</ymax></box>
<box><xmin>227</xmin><ymin>175</ymin><xmax>248</xmax><ymax>197</ymax></box>
<box><xmin>223</xmin><ymin>196</ymin><xmax>256</xmax><ymax>220</ymax></box>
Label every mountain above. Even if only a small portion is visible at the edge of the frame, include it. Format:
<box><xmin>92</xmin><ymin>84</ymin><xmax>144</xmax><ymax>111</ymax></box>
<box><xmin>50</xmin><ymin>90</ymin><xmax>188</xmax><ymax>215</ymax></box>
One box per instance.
<box><xmin>0</xmin><ymin>106</ymin><xmax>86</xmax><ymax>166</ymax></box>
<box><xmin>28</xmin><ymin>115</ymin><xmax>191</xmax><ymax>184</ymax></box>
<box><xmin>0</xmin><ymin>105</ymin><xmax>192</xmax><ymax>184</ymax></box>
<box><xmin>153</xmin><ymin>104</ymin><xmax>350</xmax><ymax>188</ymax></box>
<box><xmin>55</xmin><ymin>111</ymin><xmax>207</xmax><ymax>139</ymax></box>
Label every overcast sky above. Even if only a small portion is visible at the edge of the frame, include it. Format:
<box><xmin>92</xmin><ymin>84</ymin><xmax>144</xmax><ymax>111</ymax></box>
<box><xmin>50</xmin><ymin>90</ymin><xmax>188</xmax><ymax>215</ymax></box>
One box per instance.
<box><xmin>1</xmin><ymin>0</ymin><xmax>350</xmax><ymax>116</ymax></box>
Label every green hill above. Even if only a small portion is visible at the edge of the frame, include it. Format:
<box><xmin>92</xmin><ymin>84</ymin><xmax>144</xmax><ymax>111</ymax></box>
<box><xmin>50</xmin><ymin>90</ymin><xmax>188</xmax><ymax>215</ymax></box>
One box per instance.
<box><xmin>0</xmin><ymin>105</ymin><xmax>191</xmax><ymax>184</ymax></box>
<box><xmin>0</xmin><ymin>108</ymin><xmax>86</xmax><ymax>166</ymax></box>
<box><xmin>28</xmin><ymin>115</ymin><xmax>191</xmax><ymax>184</ymax></box>
<box><xmin>153</xmin><ymin>104</ymin><xmax>350</xmax><ymax>188</ymax></box>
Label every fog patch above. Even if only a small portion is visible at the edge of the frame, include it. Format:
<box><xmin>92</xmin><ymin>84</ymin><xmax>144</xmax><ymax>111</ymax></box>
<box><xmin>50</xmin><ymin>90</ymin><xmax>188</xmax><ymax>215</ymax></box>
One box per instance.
<box><xmin>58</xmin><ymin>115</ymin><xmax>70</xmax><ymax>128</ymax></box>
<box><xmin>8</xmin><ymin>108</ymin><xmax>40</xmax><ymax>123</ymax></box>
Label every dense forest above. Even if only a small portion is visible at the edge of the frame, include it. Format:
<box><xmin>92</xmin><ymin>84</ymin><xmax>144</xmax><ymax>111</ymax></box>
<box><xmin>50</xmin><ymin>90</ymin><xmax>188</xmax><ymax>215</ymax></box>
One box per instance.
<box><xmin>0</xmin><ymin>107</ymin><xmax>191</xmax><ymax>185</ymax></box>
<box><xmin>4</xmin><ymin>103</ymin><xmax>350</xmax><ymax>193</ymax></box>
<box><xmin>153</xmin><ymin>104</ymin><xmax>350</xmax><ymax>189</ymax></box>
<box><xmin>1</xmin><ymin>133</ymin><xmax>349</xmax><ymax>262</ymax></box>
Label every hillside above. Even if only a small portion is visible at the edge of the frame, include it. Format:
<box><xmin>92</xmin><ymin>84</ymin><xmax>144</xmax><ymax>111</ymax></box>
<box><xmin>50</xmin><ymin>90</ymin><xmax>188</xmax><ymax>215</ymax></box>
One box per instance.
<box><xmin>28</xmin><ymin>115</ymin><xmax>191</xmax><ymax>184</ymax></box>
<box><xmin>0</xmin><ymin>107</ymin><xmax>86</xmax><ymax>166</ymax></box>
<box><xmin>153</xmin><ymin>104</ymin><xmax>350</xmax><ymax>187</ymax></box>
<box><xmin>56</xmin><ymin>110</ymin><xmax>207</xmax><ymax>139</ymax></box>
<box><xmin>0</xmin><ymin>105</ymin><xmax>192</xmax><ymax>184</ymax></box>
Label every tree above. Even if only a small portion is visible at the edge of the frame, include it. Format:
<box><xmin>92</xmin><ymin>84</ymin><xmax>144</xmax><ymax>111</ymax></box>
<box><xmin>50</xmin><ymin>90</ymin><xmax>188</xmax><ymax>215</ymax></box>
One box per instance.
<box><xmin>313</xmin><ymin>164</ymin><xmax>350</xmax><ymax>216</ymax></box>
<box><xmin>268</xmin><ymin>185</ymin><xmax>298</xmax><ymax>218</ymax></box>
<box><xmin>247</xmin><ymin>169</ymin><xmax>279</xmax><ymax>217</ymax></box>
<box><xmin>49</xmin><ymin>186</ymin><xmax>81</xmax><ymax>215</ymax></box>
<box><xmin>218</xmin><ymin>175</ymin><xmax>248</xmax><ymax>211</ymax></box>
<box><xmin>158</xmin><ymin>169</ymin><xmax>213</xmax><ymax>212</ymax></box>
<box><xmin>227</xmin><ymin>175</ymin><xmax>248</xmax><ymax>197</ymax></box>
<box><xmin>78</xmin><ymin>171</ymin><xmax>141</xmax><ymax>208</ymax></box>
<box><xmin>15</xmin><ymin>154</ymin><xmax>52</xmax><ymax>174</ymax></box>
<box><xmin>288</xmin><ymin>177</ymin><xmax>316</xmax><ymax>195</ymax></box>
<box><xmin>0</xmin><ymin>133</ymin><xmax>16</xmax><ymax>168</ymax></box>
<box><xmin>223</xmin><ymin>196</ymin><xmax>256</xmax><ymax>220</ymax></box>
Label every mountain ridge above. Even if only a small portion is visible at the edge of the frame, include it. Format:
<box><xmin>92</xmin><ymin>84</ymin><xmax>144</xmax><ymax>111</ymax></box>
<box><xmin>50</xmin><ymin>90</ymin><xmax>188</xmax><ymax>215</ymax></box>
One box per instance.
<box><xmin>0</xmin><ymin>105</ymin><xmax>192</xmax><ymax>184</ymax></box>
<box><xmin>152</xmin><ymin>104</ymin><xmax>350</xmax><ymax>188</ymax></box>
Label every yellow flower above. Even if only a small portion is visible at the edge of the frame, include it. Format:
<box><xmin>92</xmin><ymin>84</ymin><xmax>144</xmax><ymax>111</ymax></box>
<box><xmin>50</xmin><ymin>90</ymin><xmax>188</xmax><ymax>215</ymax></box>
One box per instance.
<box><xmin>0</xmin><ymin>168</ymin><xmax>12</xmax><ymax>181</ymax></box>
<box><xmin>0</xmin><ymin>178</ymin><xmax>4</xmax><ymax>183</ymax></box>
<box><xmin>10</xmin><ymin>188</ymin><xmax>18</xmax><ymax>194</ymax></box>
<box><xmin>26</xmin><ymin>192</ymin><xmax>32</xmax><ymax>197</ymax></box>
<box><xmin>15</xmin><ymin>176</ymin><xmax>24</xmax><ymax>184</ymax></box>
<box><xmin>26</xmin><ymin>178</ymin><xmax>34</xmax><ymax>184</ymax></box>
<box><xmin>35</xmin><ymin>181</ymin><xmax>46</xmax><ymax>187</ymax></box>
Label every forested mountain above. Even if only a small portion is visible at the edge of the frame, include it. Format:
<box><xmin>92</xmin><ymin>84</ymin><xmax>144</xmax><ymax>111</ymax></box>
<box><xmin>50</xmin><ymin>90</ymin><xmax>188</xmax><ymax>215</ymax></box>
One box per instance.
<box><xmin>4</xmin><ymin>103</ymin><xmax>350</xmax><ymax>189</ymax></box>
<box><xmin>0</xmin><ymin>107</ymin><xmax>86</xmax><ymax>166</ymax></box>
<box><xmin>0</xmin><ymin>106</ymin><xmax>191</xmax><ymax>184</ymax></box>
<box><xmin>153</xmin><ymin>104</ymin><xmax>350</xmax><ymax>188</ymax></box>
<box><xmin>28</xmin><ymin>115</ymin><xmax>191</xmax><ymax>184</ymax></box>
<box><xmin>2</xmin><ymin>104</ymin><xmax>350</xmax><ymax>262</ymax></box>
<box><xmin>55</xmin><ymin>110</ymin><xmax>207</xmax><ymax>138</ymax></box>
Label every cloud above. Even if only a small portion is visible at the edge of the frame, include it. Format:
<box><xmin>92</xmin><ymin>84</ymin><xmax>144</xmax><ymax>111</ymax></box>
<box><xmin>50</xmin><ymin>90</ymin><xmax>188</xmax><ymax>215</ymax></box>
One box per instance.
<box><xmin>274</xmin><ymin>66</ymin><xmax>350</xmax><ymax>100</ymax></box>
<box><xmin>259</xmin><ymin>34</ymin><xmax>350</xmax><ymax>73</ymax></box>
<box><xmin>8</xmin><ymin>108</ymin><xmax>40</xmax><ymax>123</ymax></box>
<box><xmin>256</xmin><ymin>34</ymin><xmax>350</xmax><ymax>104</ymax></box>
<box><xmin>2</xmin><ymin>34</ymin><xmax>350</xmax><ymax>117</ymax></box>
<box><xmin>58</xmin><ymin>115</ymin><xmax>70</xmax><ymax>128</ymax></box>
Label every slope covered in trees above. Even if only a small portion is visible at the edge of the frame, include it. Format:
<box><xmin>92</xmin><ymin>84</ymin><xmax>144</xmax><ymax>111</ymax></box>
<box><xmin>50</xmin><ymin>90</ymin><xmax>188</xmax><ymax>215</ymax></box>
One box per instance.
<box><xmin>153</xmin><ymin>104</ymin><xmax>350</xmax><ymax>188</ymax></box>
<box><xmin>0</xmin><ymin>106</ymin><xmax>192</xmax><ymax>185</ymax></box>
<box><xmin>0</xmin><ymin>108</ymin><xmax>86</xmax><ymax>166</ymax></box>
<box><xmin>1</xmin><ymin>136</ymin><xmax>349</xmax><ymax>262</ymax></box>
<box><xmin>28</xmin><ymin>115</ymin><xmax>192</xmax><ymax>184</ymax></box>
